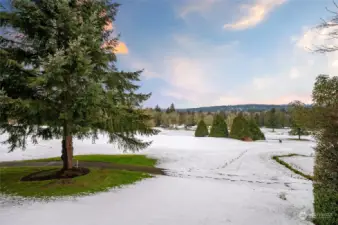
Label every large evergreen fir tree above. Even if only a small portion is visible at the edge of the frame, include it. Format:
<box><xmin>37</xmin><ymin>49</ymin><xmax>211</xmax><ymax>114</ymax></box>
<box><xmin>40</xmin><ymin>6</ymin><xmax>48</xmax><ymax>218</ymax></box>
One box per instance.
<box><xmin>194</xmin><ymin>119</ymin><xmax>208</xmax><ymax>137</ymax></box>
<box><xmin>209</xmin><ymin>114</ymin><xmax>228</xmax><ymax>137</ymax></box>
<box><xmin>0</xmin><ymin>0</ymin><xmax>157</xmax><ymax>171</ymax></box>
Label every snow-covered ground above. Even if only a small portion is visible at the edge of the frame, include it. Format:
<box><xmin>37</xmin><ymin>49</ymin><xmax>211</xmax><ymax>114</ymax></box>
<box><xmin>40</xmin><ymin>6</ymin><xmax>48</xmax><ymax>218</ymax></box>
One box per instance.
<box><xmin>261</xmin><ymin>128</ymin><xmax>315</xmax><ymax>142</ymax></box>
<box><xmin>282</xmin><ymin>156</ymin><xmax>314</xmax><ymax>176</ymax></box>
<box><xmin>0</xmin><ymin>128</ymin><xmax>315</xmax><ymax>225</ymax></box>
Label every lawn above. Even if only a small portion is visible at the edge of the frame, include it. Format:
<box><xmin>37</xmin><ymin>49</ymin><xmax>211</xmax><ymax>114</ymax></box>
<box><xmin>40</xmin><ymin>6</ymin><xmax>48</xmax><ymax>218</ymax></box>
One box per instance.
<box><xmin>25</xmin><ymin>154</ymin><xmax>157</xmax><ymax>167</ymax></box>
<box><xmin>0</xmin><ymin>154</ymin><xmax>158</xmax><ymax>198</ymax></box>
<box><xmin>0</xmin><ymin>167</ymin><xmax>151</xmax><ymax>198</ymax></box>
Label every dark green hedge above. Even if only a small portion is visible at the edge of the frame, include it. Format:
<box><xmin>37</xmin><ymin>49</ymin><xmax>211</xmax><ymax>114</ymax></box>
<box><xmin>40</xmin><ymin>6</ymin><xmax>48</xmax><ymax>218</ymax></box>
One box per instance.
<box><xmin>195</xmin><ymin>120</ymin><xmax>209</xmax><ymax>137</ymax></box>
<box><xmin>209</xmin><ymin>114</ymin><xmax>228</xmax><ymax>137</ymax></box>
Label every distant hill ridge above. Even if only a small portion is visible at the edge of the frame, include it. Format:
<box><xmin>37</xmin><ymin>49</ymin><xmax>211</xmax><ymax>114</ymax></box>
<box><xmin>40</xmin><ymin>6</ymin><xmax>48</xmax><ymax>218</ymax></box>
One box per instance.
<box><xmin>177</xmin><ymin>104</ymin><xmax>311</xmax><ymax>112</ymax></box>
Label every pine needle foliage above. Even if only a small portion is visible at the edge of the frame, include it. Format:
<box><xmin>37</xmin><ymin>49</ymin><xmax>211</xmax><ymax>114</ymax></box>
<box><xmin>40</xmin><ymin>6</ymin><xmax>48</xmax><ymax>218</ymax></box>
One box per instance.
<box><xmin>194</xmin><ymin>119</ymin><xmax>208</xmax><ymax>137</ymax></box>
<box><xmin>0</xmin><ymin>1</ymin><xmax>158</xmax><ymax>168</ymax></box>
<box><xmin>209</xmin><ymin>114</ymin><xmax>228</xmax><ymax>137</ymax></box>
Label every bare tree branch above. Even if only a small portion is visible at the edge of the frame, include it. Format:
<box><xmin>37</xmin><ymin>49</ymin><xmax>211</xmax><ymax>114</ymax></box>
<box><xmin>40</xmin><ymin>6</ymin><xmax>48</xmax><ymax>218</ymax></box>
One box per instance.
<box><xmin>313</xmin><ymin>1</ymin><xmax>338</xmax><ymax>53</ymax></box>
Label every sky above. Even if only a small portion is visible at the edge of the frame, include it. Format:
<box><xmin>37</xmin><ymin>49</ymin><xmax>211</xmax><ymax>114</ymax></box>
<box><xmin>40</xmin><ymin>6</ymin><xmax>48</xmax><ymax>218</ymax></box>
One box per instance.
<box><xmin>113</xmin><ymin>0</ymin><xmax>338</xmax><ymax>108</ymax></box>
<box><xmin>1</xmin><ymin>0</ymin><xmax>337</xmax><ymax>108</ymax></box>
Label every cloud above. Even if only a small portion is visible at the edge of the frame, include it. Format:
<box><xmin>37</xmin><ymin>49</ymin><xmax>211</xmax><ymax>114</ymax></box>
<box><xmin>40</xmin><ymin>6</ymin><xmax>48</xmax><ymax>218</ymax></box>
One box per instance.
<box><xmin>101</xmin><ymin>41</ymin><xmax>129</xmax><ymax>54</ymax></box>
<box><xmin>104</xmin><ymin>20</ymin><xmax>113</xmax><ymax>31</ymax></box>
<box><xmin>223</xmin><ymin>0</ymin><xmax>286</xmax><ymax>30</ymax></box>
<box><xmin>213</xmin><ymin>96</ymin><xmax>246</xmax><ymax>105</ymax></box>
<box><xmin>294</xmin><ymin>25</ymin><xmax>338</xmax><ymax>77</ymax></box>
<box><xmin>119</xmin><ymin>34</ymin><xmax>241</xmax><ymax>107</ymax></box>
<box><xmin>128</xmin><ymin>29</ymin><xmax>326</xmax><ymax>107</ymax></box>
<box><xmin>177</xmin><ymin>0</ymin><xmax>286</xmax><ymax>31</ymax></box>
<box><xmin>153</xmin><ymin>36</ymin><xmax>242</xmax><ymax>107</ymax></box>
<box><xmin>120</xmin><ymin>16</ymin><xmax>338</xmax><ymax>107</ymax></box>
<box><xmin>178</xmin><ymin>0</ymin><xmax>220</xmax><ymax>18</ymax></box>
<box><xmin>228</xmin><ymin>25</ymin><xmax>338</xmax><ymax>105</ymax></box>
<box><xmin>273</xmin><ymin>95</ymin><xmax>312</xmax><ymax>104</ymax></box>
<box><xmin>126</xmin><ymin>60</ymin><xmax>160</xmax><ymax>79</ymax></box>
<box><xmin>126</xmin><ymin>31</ymin><xmax>321</xmax><ymax>107</ymax></box>
<box><xmin>289</xmin><ymin>68</ymin><xmax>300</xmax><ymax>79</ymax></box>
<box><xmin>114</xmin><ymin>42</ymin><xmax>129</xmax><ymax>54</ymax></box>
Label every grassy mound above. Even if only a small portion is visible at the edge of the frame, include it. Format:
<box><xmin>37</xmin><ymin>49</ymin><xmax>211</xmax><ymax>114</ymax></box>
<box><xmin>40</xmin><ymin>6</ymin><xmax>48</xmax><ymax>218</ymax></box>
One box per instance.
<box><xmin>0</xmin><ymin>167</ymin><xmax>150</xmax><ymax>198</ymax></box>
<box><xmin>0</xmin><ymin>154</ymin><xmax>157</xmax><ymax>198</ymax></box>
<box><xmin>25</xmin><ymin>154</ymin><xmax>157</xmax><ymax>167</ymax></box>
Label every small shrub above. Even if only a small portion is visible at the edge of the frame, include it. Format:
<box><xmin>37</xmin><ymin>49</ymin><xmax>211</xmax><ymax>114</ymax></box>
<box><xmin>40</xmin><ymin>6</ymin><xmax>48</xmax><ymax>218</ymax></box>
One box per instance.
<box><xmin>195</xmin><ymin>120</ymin><xmax>209</xmax><ymax>137</ymax></box>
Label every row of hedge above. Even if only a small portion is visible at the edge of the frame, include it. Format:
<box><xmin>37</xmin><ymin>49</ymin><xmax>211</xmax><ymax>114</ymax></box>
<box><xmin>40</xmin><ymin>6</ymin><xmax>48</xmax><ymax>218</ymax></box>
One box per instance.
<box><xmin>195</xmin><ymin>114</ymin><xmax>265</xmax><ymax>141</ymax></box>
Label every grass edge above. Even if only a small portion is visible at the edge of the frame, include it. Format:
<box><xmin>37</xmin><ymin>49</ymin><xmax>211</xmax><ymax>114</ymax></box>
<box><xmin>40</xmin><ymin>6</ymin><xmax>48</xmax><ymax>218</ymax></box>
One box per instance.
<box><xmin>272</xmin><ymin>154</ymin><xmax>313</xmax><ymax>181</ymax></box>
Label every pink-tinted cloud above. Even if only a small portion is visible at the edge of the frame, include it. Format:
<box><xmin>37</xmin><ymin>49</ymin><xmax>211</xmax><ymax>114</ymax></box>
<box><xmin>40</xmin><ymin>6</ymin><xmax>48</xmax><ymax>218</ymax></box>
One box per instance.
<box><xmin>271</xmin><ymin>95</ymin><xmax>312</xmax><ymax>104</ymax></box>
<box><xmin>101</xmin><ymin>41</ymin><xmax>129</xmax><ymax>54</ymax></box>
<box><xmin>104</xmin><ymin>20</ymin><xmax>113</xmax><ymax>31</ymax></box>
<box><xmin>114</xmin><ymin>42</ymin><xmax>129</xmax><ymax>54</ymax></box>
<box><xmin>224</xmin><ymin>0</ymin><xmax>286</xmax><ymax>30</ymax></box>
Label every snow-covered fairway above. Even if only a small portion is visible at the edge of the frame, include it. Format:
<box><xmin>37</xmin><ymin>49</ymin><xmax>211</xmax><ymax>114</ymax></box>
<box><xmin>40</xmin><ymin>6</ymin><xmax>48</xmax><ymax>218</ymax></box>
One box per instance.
<box><xmin>0</xmin><ymin>129</ymin><xmax>315</xmax><ymax>225</ymax></box>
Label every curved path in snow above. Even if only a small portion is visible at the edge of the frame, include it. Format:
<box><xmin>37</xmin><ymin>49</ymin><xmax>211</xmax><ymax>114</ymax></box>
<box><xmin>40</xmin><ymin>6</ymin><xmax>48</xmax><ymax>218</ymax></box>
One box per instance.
<box><xmin>0</xmin><ymin>129</ymin><xmax>315</xmax><ymax>225</ymax></box>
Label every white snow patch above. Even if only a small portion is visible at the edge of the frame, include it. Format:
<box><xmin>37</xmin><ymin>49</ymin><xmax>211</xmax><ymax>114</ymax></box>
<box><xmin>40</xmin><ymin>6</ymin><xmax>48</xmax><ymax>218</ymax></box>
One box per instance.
<box><xmin>282</xmin><ymin>156</ymin><xmax>314</xmax><ymax>176</ymax></box>
<box><xmin>0</xmin><ymin>128</ymin><xmax>315</xmax><ymax>225</ymax></box>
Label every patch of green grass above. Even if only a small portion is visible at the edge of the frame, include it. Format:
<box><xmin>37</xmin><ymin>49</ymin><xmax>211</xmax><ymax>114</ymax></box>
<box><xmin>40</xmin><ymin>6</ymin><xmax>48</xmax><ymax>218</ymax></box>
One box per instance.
<box><xmin>25</xmin><ymin>154</ymin><xmax>157</xmax><ymax>167</ymax></box>
<box><xmin>0</xmin><ymin>167</ymin><xmax>151</xmax><ymax>198</ymax></box>
<box><xmin>277</xmin><ymin>153</ymin><xmax>309</xmax><ymax>158</ymax></box>
<box><xmin>272</xmin><ymin>154</ymin><xmax>313</xmax><ymax>181</ymax></box>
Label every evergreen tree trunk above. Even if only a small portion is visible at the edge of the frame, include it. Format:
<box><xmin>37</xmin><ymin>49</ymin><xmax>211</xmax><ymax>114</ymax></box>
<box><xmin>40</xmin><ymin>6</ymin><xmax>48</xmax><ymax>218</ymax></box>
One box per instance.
<box><xmin>298</xmin><ymin>128</ymin><xmax>301</xmax><ymax>140</ymax></box>
<box><xmin>62</xmin><ymin>123</ymin><xmax>73</xmax><ymax>170</ymax></box>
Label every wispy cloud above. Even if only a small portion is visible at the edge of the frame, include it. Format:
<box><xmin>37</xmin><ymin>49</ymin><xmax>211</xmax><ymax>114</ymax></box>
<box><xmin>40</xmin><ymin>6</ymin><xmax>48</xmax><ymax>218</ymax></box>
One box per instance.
<box><xmin>123</xmin><ymin>30</ymin><xmax>323</xmax><ymax>107</ymax></box>
<box><xmin>178</xmin><ymin>0</ymin><xmax>221</xmax><ymax>18</ymax></box>
<box><xmin>118</xmin><ymin>1</ymin><xmax>337</xmax><ymax>107</ymax></box>
<box><xmin>294</xmin><ymin>25</ymin><xmax>338</xmax><ymax>76</ymax></box>
<box><xmin>177</xmin><ymin>0</ymin><xmax>286</xmax><ymax>30</ymax></box>
<box><xmin>224</xmin><ymin>0</ymin><xmax>286</xmax><ymax>30</ymax></box>
<box><xmin>123</xmin><ymin>27</ymin><xmax>331</xmax><ymax>107</ymax></box>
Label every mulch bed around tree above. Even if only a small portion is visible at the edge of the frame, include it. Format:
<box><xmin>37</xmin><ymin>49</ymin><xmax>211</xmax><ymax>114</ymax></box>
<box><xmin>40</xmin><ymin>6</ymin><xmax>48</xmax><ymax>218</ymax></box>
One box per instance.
<box><xmin>21</xmin><ymin>167</ymin><xmax>90</xmax><ymax>181</ymax></box>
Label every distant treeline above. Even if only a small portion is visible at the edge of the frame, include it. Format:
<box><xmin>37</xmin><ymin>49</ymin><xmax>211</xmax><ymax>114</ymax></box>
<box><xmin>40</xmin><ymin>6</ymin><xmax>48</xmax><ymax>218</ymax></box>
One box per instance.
<box><xmin>144</xmin><ymin>103</ymin><xmax>294</xmax><ymax>129</ymax></box>
<box><xmin>175</xmin><ymin>104</ymin><xmax>311</xmax><ymax>113</ymax></box>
